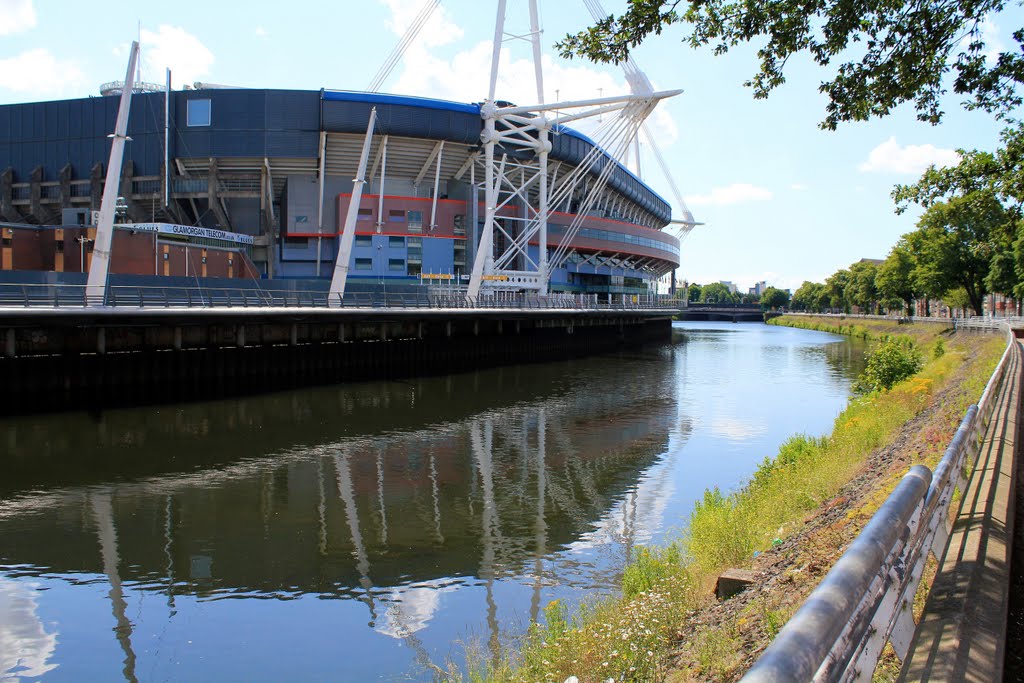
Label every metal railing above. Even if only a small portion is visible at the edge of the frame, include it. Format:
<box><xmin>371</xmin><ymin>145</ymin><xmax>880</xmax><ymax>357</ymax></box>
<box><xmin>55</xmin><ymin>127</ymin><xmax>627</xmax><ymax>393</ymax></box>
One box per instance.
<box><xmin>0</xmin><ymin>283</ymin><xmax>684</xmax><ymax>312</ymax></box>
<box><xmin>742</xmin><ymin>321</ymin><xmax>1018</xmax><ymax>682</ymax></box>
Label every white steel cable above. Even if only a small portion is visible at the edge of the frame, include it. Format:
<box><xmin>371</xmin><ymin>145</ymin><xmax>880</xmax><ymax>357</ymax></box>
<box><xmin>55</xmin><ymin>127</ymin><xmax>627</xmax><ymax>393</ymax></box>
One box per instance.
<box><xmin>367</xmin><ymin>0</ymin><xmax>441</xmax><ymax>92</ymax></box>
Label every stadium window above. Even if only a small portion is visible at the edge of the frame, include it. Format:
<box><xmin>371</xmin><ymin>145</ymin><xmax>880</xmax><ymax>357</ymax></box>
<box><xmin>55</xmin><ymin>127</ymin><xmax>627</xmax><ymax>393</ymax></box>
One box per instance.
<box><xmin>388</xmin><ymin>258</ymin><xmax>405</xmax><ymax>271</ymax></box>
<box><xmin>453</xmin><ymin>214</ymin><xmax>465</xmax><ymax>235</ymax></box>
<box><xmin>354</xmin><ymin>257</ymin><xmax>372</xmax><ymax>270</ymax></box>
<box><xmin>358</xmin><ymin>208</ymin><xmax>373</xmax><ymax>220</ymax></box>
<box><xmin>355</xmin><ymin>235</ymin><xmax>372</xmax><ymax>248</ymax></box>
<box><xmin>388</xmin><ymin>236</ymin><xmax>405</xmax><ymax>248</ymax></box>
<box><xmin>187</xmin><ymin>99</ymin><xmax>211</xmax><ymax>127</ymax></box>
<box><xmin>389</xmin><ymin>210</ymin><xmax>406</xmax><ymax>223</ymax></box>
<box><xmin>407</xmin><ymin>237</ymin><xmax>422</xmax><ymax>263</ymax></box>
<box><xmin>407</xmin><ymin>262</ymin><xmax>421</xmax><ymax>277</ymax></box>
<box><xmin>407</xmin><ymin>210</ymin><xmax>423</xmax><ymax>233</ymax></box>
<box><xmin>284</xmin><ymin>236</ymin><xmax>307</xmax><ymax>247</ymax></box>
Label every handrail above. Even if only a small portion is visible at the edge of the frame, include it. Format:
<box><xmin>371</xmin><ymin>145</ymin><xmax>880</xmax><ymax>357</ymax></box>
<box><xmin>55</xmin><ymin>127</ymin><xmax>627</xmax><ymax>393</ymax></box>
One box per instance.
<box><xmin>742</xmin><ymin>321</ymin><xmax>1017</xmax><ymax>682</ymax></box>
<box><xmin>0</xmin><ymin>282</ymin><xmax>684</xmax><ymax>312</ymax></box>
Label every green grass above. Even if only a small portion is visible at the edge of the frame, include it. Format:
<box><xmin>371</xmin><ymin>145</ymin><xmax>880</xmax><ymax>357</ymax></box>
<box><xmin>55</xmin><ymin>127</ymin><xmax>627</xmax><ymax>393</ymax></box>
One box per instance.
<box><xmin>455</xmin><ymin>318</ymin><xmax>1006</xmax><ymax>683</ymax></box>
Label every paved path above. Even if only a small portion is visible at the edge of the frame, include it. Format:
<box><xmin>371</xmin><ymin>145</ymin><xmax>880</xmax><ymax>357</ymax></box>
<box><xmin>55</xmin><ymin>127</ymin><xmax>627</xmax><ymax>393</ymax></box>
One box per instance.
<box><xmin>900</xmin><ymin>339</ymin><xmax>1023</xmax><ymax>681</ymax></box>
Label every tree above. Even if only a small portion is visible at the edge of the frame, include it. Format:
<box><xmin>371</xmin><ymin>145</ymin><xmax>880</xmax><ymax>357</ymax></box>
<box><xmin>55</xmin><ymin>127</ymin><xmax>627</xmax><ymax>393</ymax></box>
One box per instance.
<box><xmin>687</xmin><ymin>282</ymin><xmax>702</xmax><ymax>302</ymax></box>
<box><xmin>907</xmin><ymin>193</ymin><xmax>1008</xmax><ymax>314</ymax></box>
<box><xmin>876</xmin><ymin>243</ymin><xmax>918</xmax><ymax>315</ymax></box>
<box><xmin>699</xmin><ymin>281</ymin><xmax>738</xmax><ymax>304</ymax></box>
<box><xmin>846</xmin><ymin>260</ymin><xmax>880</xmax><ymax>314</ymax></box>
<box><xmin>791</xmin><ymin>281</ymin><xmax>824</xmax><ymax>312</ymax></box>
<box><xmin>558</xmin><ymin>0</ymin><xmax>1024</xmax><ymax>130</ymax></box>
<box><xmin>760</xmin><ymin>286</ymin><xmax>790</xmax><ymax>311</ymax></box>
<box><xmin>823</xmin><ymin>269</ymin><xmax>851</xmax><ymax>312</ymax></box>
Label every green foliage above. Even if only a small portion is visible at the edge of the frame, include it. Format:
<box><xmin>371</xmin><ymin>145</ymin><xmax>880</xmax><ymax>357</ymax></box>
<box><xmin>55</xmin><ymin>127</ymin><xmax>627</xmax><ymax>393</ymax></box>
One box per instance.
<box><xmin>847</xmin><ymin>260</ymin><xmax>881</xmax><ymax>313</ymax></box>
<box><xmin>699</xmin><ymin>281</ymin><xmax>739</xmax><ymax>304</ymax></box>
<box><xmin>853</xmin><ymin>336</ymin><xmax>924</xmax><ymax>394</ymax></box>
<box><xmin>687</xmin><ymin>282</ymin><xmax>702</xmax><ymax>302</ymax></box>
<box><xmin>876</xmin><ymin>243</ymin><xmax>918</xmax><ymax>315</ymax></box>
<box><xmin>932</xmin><ymin>339</ymin><xmax>946</xmax><ymax>359</ymax></box>
<box><xmin>791</xmin><ymin>281</ymin><xmax>825</xmax><ymax>312</ymax></box>
<box><xmin>760</xmin><ymin>286</ymin><xmax>790</xmax><ymax>311</ymax></box>
<box><xmin>623</xmin><ymin>544</ymin><xmax>685</xmax><ymax>598</ymax></box>
<box><xmin>556</xmin><ymin>0</ymin><xmax>1024</xmax><ymax>130</ymax></box>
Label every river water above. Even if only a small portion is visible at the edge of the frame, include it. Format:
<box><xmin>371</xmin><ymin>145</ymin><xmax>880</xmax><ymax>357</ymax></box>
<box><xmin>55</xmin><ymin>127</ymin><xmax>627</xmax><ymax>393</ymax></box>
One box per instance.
<box><xmin>0</xmin><ymin>321</ymin><xmax>864</xmax><ymax>682</ymax></box>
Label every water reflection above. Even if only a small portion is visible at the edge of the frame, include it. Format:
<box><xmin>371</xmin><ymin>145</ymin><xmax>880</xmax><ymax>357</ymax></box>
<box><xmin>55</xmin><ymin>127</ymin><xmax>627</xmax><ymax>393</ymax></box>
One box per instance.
<box><xmin>0</xmin><ymin>578</ymin><xmax>58</xmax><ymax>681</ymax></box>
<box><xmin>0</xmin><ymin>349</ymin><xmax>684</xmax><ymax>681</ymax></box>
<box><xmin>0</xmin><ymin>323</ymin><xmax>861</xmax><ymax>682</ymax></box>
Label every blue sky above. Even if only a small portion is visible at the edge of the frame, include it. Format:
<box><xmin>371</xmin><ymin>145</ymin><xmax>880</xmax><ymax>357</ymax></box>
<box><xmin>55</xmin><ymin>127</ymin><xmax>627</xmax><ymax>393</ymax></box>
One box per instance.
<box><xmin>0</xmin><ymin>0</ymin><xmax>1019</xmax><ymax>291</ymax></box>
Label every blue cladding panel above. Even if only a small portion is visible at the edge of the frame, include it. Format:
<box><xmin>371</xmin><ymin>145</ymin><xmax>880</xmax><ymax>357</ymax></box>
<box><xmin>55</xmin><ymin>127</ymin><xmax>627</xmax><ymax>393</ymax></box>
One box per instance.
<box><xmin>322</xmin><ymin>99</ymin><xmax>481</xmax><ymax>145</ymax></box>
<box><xmin>322</xmin><ymin>90</ymin><xmax>480</xmax><ymax>115</ymax></box>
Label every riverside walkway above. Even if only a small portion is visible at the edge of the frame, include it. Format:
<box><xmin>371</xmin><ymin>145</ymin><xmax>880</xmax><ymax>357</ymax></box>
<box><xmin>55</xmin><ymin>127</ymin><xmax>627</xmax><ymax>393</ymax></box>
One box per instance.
<box><xmin>743</xmin><ymin>318</ymin><xmax>1024</xmax><ymax>682</ymax></box>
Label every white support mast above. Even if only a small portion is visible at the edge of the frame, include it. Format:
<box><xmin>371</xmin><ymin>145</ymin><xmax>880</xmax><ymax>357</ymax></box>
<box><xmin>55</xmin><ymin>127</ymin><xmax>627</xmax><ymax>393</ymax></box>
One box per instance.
<box><xmin>329</xmin><ymin>108</ymin><xmax>377</xmax><ymax>305</ymax></box>
<box><xmin>466</xmin><ymin>1</ymin><xmax>679</xmax><ymax>302</ymax></box>
<box><xmin>86</xmin><ymin>40</ymin><xmax>139</xmax><ymax>305</ymax></box>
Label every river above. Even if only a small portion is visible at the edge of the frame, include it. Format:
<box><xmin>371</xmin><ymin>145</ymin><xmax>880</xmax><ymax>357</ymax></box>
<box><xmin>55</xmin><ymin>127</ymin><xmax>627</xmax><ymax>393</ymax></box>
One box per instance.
<box><xmin>0</xmin><ymin>321</ymin><xmax>864</xmax><ymax>682</ymax></box>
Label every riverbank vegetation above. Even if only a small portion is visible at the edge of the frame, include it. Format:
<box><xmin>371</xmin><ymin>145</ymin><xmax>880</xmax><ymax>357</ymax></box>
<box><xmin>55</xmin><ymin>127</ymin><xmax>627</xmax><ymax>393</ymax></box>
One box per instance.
<box><xmin>454</xmin><ymin>317</ymin><xmax>1004</xmax><ymax>683</ymax></box>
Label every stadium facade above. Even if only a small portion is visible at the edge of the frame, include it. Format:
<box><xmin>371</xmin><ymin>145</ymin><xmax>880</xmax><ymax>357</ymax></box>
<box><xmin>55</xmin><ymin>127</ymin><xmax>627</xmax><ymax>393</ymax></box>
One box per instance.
<box><xmin>0</xmin><ymin>87</ymin><xmax>680</xmax><ymax>296</ymax></box>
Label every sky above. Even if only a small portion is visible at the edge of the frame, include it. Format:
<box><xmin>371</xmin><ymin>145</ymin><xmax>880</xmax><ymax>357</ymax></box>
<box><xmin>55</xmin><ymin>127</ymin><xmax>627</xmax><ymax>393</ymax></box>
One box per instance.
<box><xmin>0</xmin><ymin>0</ymin><xmax>1020</xmax><ymax>292</ymax></box>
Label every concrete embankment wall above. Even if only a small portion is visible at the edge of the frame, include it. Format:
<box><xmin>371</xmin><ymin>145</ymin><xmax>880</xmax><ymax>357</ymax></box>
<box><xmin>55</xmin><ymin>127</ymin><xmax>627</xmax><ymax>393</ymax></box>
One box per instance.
<box><xmin>0</xmin><ymin>310</ymin><xmax>671</xmax><ymax>414</ymax></box>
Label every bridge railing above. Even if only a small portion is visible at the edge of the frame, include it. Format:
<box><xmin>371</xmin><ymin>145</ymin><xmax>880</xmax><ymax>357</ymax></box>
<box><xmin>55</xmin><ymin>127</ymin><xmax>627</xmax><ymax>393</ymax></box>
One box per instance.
<box><xmin>0</xmin><ymin>283</ymin><xmax>683</xmax><ymax>312</ymax></box>
<box><xmin>741</xmin><ymin>321</ymin><xmax>1017</xmax><ymax>682</ymax></box>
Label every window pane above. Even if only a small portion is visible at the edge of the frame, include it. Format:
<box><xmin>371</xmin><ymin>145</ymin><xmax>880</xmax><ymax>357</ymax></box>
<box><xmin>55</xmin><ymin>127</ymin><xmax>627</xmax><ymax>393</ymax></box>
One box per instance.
<box><xmin>354</xmin><ymin>258</ymin><xmax>372</xmax><ymax>270</ymax></box>
<box><xmin>355</xmin><ymin>235</ymin><xmax>372</xmax><ymax>247</ymax></box>
<box><xmin>389</xmin><ymin>210</ymin><xmax>406</xmax><ymax>222</ymax></box>
<box><xmin>187</xmin><ymin>99</ymin><xmax>211</xmax><ymax>127</ymax></box>
<box><xmin>389</xmin><ymin>236</ymin><xmax>404</xmax><ymax>248</ymax></box>
<box><xmin>388</xmin><ymin>258</ymin><xmax>405</xmax><ymax>271</ymax></box>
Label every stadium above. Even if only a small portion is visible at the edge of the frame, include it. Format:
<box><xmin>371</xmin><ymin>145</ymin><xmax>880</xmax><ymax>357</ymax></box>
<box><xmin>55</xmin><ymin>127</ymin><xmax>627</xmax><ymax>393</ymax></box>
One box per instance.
<box><xmin>0</xmin><ymin>84</ymin><xmax>682</xmax><ymax>298</ymax></box>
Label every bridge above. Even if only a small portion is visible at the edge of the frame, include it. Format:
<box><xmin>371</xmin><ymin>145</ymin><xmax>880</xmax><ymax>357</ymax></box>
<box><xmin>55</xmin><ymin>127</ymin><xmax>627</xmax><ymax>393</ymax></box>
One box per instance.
<box><xmin>676</xmin><ymin>302</ymin><xmax>767</xmax><ymax>322</ymax></box>
<box><xmin>742</xmin><ymin>317</ymin><xmax>1024</xmax><ymax>682</ymax></box>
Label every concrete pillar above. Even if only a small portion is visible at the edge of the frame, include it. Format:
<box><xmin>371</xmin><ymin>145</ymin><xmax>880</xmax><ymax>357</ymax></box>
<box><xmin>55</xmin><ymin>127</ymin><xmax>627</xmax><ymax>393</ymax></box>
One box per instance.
<box><xmin>4</xmin><ymin>329</ymin><xmax>14</xmax><ymax>358</ymax></box>
<box><xmin>338</xmin><ymin>324</ymin><xmax>346</xmax><ymax>342</ymax></box>
<box><xmin>379</xmin><ymin>323</ymin><xmax>387</xmax><ymax>342</ymax></box>
<box><xmin>446</xmin><ymin>321</ymin><xmax>452</xmax><ymax>337</ymax></box>
<box><xmin>173</xmin><ymin>326</ymin><xmax>182</xmax><ymax>350</ymax></box>
<box><xmin>1</xmin><ymin>168</ymin><xmax>20</xmax><ymax>222</ymax></box>
<box><xmin>97</xmin><ymin>327</ymin><xmax>106</xmax><ymax>354</ymax></box>
<box><xmin>290</xmin><ymin>324</ymin><xmax>298</xmax><ymax>346</ymax></box>
<box><xmin>29</xmin><ymin>166</ymin><xmax>43</xmax><ymax>223</ymax></box>
<box><xmin>90</xmin><ymin>163</ymin><xmax>103</xmax><ymax>212</ymax></box>
<box><xmin>59</xmin><ymin>163</ymin><xmax>72</xmax><ymax>212</ymax></box>
<box><xmin>237</xmin><ymin>325</ymin><xmax>246</xmax><ymax>348</ymax></box>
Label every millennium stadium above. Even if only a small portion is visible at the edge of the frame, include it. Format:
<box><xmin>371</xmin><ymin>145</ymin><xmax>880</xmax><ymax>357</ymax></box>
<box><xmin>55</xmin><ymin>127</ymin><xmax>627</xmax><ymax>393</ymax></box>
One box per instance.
<box><xmin>0</xmin><ymin>9</ymin><xmax>693</xmax><ymax>302</ymax></box>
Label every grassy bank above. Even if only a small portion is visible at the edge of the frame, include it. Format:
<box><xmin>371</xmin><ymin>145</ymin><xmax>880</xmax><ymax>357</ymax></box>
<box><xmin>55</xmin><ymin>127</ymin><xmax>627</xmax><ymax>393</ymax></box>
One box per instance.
<box><xmin>459</xmin><ymin>317</ymin><xmax>1005</xmax><ymax>683</ymax></box>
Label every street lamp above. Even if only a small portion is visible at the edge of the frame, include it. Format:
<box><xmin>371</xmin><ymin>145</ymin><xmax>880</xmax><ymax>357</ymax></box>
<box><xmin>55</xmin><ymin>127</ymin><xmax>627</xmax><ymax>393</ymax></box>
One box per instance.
<box><xmin>77</xmin><ymin>233</ymin><xmax>93</xmax><ymax>273</ymax></box>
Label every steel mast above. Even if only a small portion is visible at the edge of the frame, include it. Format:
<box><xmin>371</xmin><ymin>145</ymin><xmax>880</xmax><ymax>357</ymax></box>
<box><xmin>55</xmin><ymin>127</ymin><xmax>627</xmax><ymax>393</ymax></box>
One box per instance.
<box><xmin>86</xmin><ymin>41</ymin><xmax>139</xmax><ymax>305</ymax></box>
<box><xmin>467</xmin><ymin>1</ymin><xmax>679</xmax><ymax>302</ymax></box>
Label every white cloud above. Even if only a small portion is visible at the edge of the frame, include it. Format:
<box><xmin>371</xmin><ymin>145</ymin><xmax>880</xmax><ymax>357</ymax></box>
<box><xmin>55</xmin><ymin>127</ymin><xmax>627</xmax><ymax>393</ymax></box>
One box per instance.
<box><xmin>0</xmin><ymin>48</ymin><xmax>84</xmax><ymax>95</ymax></box>
<box><xmin>858</xmin><ymin>137</ymin><xmax>960</xmax><ymax>174</ymax></box>
<box><xmin>255</xmin><ymin>26</ymin><xmax>268</xmax><ymax>38</ymax></box>
<box><xmin>380</xmin><ymin>0</ymin><xmax>463</xmax><ymax>48</ymax></box>
<box><xmin>981</xmin><ymin>17</ymin><xmax>1005</xmax><ymax>62</ymax></box>
<box><xmin>790</xmin><ymin>183</ymin><xmax>808</xmax><ymax>191</ymax></box>
<box><xmin>684</xmin><ymin>183</ymin><xmax>773</xmax><ymax>207</ymax></box>
<box><xmin>377</xmin><ymin>1</ymin><xmax>679</xmax><ymax>148</ymax></box>
<box><xmin>139</xmin><ymin>25</ymin><xmax>214</xmax><ymax>86</ymax></box>
<box><xmin>0</xmin><ymin>0</ymin><xmax>36</xmax><ymax>35</ymax></box>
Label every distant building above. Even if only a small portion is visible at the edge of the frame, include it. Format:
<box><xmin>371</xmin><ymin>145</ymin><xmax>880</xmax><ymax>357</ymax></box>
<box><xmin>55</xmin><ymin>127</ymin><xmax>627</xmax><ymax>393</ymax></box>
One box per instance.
<box><xmin>748</xmin><ymin>280</ymin><xmax>768</xmax><ymax>297</ymax></box>
<box><xmin>720</xmin><ymin>280</ymin><xmax>738</xmax><ymax>294</ymax></box>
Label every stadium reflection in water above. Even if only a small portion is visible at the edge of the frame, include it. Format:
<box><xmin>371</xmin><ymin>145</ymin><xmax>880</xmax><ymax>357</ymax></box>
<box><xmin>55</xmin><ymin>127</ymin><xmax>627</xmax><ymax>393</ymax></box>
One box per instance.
<box><xmin>0</xmin><ymin>322</ymin><xmax>862</xmax><ymax>682</ymax></box>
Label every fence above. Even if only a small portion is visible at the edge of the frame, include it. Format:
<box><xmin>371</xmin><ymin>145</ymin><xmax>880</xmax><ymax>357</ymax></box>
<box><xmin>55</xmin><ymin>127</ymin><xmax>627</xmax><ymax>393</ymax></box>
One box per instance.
<box><xmin>0</xmin><ymin>282</ymin><xmax>683</xmax><ymax>312</ymax></box>
<box><xmin>741</xmin><ymin>321</ymin><xmax>1019</xmax><ymax>682</ymax></box>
